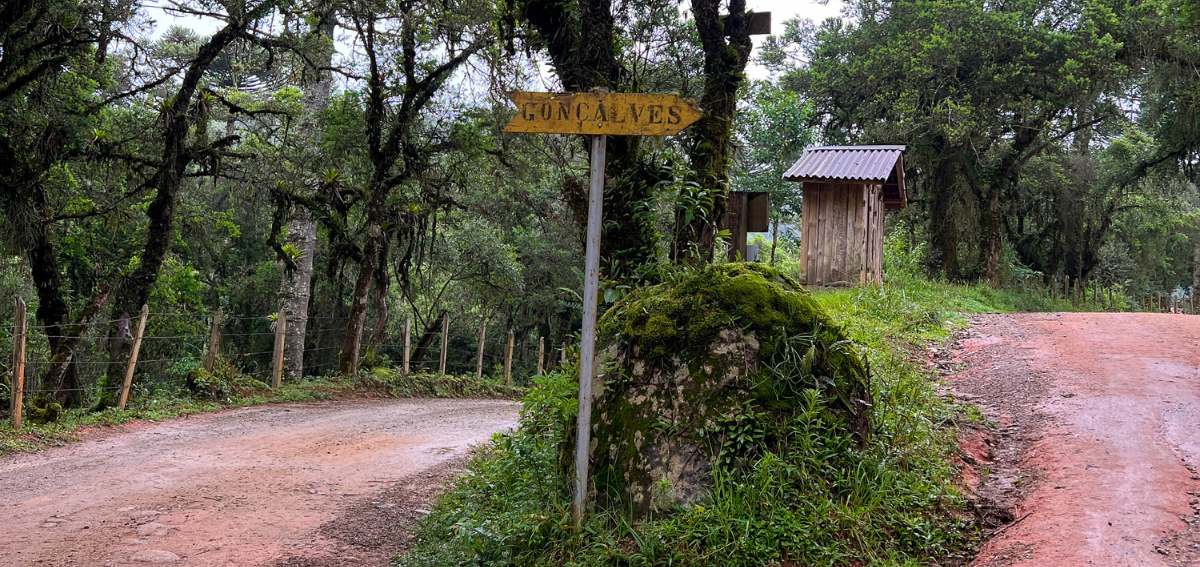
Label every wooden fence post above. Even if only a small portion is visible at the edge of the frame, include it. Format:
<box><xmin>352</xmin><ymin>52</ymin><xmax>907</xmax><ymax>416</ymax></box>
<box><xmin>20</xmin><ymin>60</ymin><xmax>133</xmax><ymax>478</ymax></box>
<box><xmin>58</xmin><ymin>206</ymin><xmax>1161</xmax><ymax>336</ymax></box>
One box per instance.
<box><xmin>475</xmin><ymin>317</ymin><xmax>487</xmax><ymax>379</ymax></box>
<box><xmin>117</xmin><ymin>304</ymin><xmax>149</xmax><ymax>410</ymax></box>
<box><xmin>271</xmin><ymin>309</ymin><xmax>287</xmax><ymax>388</ymax></box>
<box><xmin>439</xmin><ymin>313</ymin><xmax>449</xmax><ymax>375</ymax></box>
<box><xmin>561</xmin><ymin>342</ymin><xmax>568</xmax><ymax>366</ymax></box>
<box><xmin>537</xmin><ymin>336</ymin><xmax>545</xmax><ymax>375</ymax></box>
<box><xmin>504</xmin><ymin>330</ymin><xmax>515</xmax><ymax>385</ymax></box>
<box><xmin>11</xmin><ymin>298</ymin><xmax>26</xmax><ymax>429</ymax></box>
<box><xmin>203</xmin><ymin>308</ymin><xmax>223</xmax><ymax>372</ymax></box>
<box><xmin>402</xmin><ymin>315</ymin><xmax>411</xmax><ymax>376</ymax></box>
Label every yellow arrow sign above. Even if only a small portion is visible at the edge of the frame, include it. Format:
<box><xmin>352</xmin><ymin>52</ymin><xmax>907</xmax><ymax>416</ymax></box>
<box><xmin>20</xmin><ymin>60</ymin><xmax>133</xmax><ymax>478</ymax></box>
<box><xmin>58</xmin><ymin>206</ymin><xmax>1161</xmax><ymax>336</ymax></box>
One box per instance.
<box><xmin>504</xmin><ymin>91</ymin><xmax>702</xmax><ymax>136</ymax></box>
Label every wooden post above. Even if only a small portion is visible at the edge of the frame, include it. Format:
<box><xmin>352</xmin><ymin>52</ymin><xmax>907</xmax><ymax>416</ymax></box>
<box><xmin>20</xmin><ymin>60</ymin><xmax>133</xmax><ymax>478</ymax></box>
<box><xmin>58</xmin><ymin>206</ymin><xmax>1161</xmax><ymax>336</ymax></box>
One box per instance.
<box><xmin>537</xmin><ymin>336</ymin><xmax>545</xmax><ymax>375</ymax></box>
<box><xmin>11</xmin><ymin>298</ymin><xmax>26</xmax><ymax>429</ymax></box>
<box><xmin>439</xmin><ymin>313</ymin><xmax>449</xmax><ymax>375</ymax></box>
<box><xmin>573</xmin><ymin>134</ymin><xmax>606</xmax><ymax>527</ymax></box>
<box><xmin>117</xmin><ymin>304</ymin><xmax>149</xmax><ymax>410</ymax></box>
<box><xmin>402</xmin><ymin>315</ymin><xmax>411</xmax><ymax>375</ymax></box>
<box><xmin>475</xmin><ymin>317</ymin><xmax>487</xmax><ymax>379</ymax></box>
<box><xmin>271</xmin><ymin>309</ymin><xmax>287</xmax><ymax>388</ymax></box>
<box><xmin>504</xmin><ymin>329</ymin><xmax>515</xmax><ymax>385</ymax></box>
<box><xmin>203</xmin><ymin>308</ymin><xmax>223</xmax><ymax>372</ymax></box>
<box><xmin>561</xmin><ymin>342</ymin><xmax>568</xmax><ymax>366</ymax></box>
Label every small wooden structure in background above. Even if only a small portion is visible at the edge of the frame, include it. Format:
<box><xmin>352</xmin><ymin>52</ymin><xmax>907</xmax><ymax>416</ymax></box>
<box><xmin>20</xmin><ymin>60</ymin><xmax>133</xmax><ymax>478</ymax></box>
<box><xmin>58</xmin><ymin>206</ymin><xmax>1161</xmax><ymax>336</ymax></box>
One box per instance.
<box><xmin>722</xmin><ymin>191</ymin><xmax>770</xmax><ymax>261</ymax></box>
<box><xmin>784</xmin><ymin>145</ymin><xmax>907</xmax><ymax>286</ymax></box>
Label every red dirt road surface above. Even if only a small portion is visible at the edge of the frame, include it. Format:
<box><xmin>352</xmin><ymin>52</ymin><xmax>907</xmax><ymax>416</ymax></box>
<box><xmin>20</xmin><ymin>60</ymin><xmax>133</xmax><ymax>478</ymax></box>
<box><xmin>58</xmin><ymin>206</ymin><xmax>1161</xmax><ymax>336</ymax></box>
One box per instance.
<box><xmin>0</xmin><ymin>398</ymin><xmax>519</xmax><ymax>567</ymax></box>
<box><xmin>951</xmin><ymin>313</ymin><xmax>1200</xmax><ymax>566</ymax></box>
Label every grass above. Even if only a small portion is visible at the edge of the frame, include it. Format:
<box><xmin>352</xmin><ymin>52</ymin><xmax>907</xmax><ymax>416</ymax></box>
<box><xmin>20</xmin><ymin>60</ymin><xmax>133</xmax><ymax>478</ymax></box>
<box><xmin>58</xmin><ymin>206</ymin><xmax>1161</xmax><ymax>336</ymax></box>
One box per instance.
<box><xmin>396</xmin><ymin>270</ymin><xmax>1096</xmax><ymax>567</ymax></box>
<box><xmin>814</xmin><ymin>271</ymin><xmax>1108</xmax><ymax>348</ymax></box>
<box><xmin>0</xmin><ymin>369</ymin><xmax>524</xmax><ymax>457</ymax></box>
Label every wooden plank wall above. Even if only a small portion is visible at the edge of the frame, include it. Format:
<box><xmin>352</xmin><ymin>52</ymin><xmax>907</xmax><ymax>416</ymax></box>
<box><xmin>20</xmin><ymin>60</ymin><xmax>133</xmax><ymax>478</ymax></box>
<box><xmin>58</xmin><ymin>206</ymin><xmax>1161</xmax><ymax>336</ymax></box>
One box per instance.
<box><xmin>800</xmin><ymin>183</ymin><xmax>885</xmax><ymax>286</ymax></box>
<box><xmin>863</xmin><ymin>184</ymin><xmax>885</xmax><ymax>283</ymax></box>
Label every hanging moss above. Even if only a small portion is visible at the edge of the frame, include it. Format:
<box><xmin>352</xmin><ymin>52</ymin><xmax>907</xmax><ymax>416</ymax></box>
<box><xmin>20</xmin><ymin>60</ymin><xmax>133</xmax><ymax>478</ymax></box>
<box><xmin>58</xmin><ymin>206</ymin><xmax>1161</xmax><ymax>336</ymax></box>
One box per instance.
<box><xmin>589</xmin><ymin>263</ymin><xmax>871</xmax><ymax>516</ymax></box>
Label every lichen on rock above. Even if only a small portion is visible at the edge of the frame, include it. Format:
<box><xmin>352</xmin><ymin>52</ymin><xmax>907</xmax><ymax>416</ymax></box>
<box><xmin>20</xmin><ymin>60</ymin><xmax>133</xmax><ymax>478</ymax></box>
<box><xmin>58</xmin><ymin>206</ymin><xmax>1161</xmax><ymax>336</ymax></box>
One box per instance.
<box><xmin>589</xmin><ymin>263</ymin><xmax>871</xmax><ymax>516</ymax></box>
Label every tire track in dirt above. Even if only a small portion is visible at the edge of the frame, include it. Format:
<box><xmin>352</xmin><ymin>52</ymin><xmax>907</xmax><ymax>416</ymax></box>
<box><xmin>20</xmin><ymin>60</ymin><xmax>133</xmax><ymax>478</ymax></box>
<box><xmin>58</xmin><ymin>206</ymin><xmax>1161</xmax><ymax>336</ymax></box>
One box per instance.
<box><xmin>950</xmin><ymin>313</ymin><xmax>1200</xmax><ymax>566</ymax></box>
<box><xmin>0</xmin><ymin>398</ymin><xmax>518</xmax><ymax>566</ymax></box>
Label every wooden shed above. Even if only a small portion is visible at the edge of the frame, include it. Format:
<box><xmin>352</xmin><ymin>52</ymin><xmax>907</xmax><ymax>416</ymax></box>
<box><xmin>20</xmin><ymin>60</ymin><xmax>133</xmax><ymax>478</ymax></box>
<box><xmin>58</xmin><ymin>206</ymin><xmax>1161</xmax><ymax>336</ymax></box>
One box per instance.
<box><xmin>783</xmin><ymin>145</ymin><xmax>907</xmax><ymax>286</ymax></box>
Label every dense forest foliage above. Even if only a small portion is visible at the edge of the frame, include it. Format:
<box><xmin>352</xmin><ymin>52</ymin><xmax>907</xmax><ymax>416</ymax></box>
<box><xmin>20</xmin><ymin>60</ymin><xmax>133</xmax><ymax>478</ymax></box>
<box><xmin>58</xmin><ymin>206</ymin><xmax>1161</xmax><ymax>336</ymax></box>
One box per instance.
<box><xmin>1</xmin><ymin>0</ymin><xmax>1197</xmax><ymax>411</ymax></box>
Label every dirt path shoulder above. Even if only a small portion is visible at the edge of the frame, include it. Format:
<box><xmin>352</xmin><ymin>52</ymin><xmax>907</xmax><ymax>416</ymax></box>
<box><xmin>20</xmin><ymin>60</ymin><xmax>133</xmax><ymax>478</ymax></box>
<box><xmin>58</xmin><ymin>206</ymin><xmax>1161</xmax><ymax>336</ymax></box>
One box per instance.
<box><xmin>950</xmin><ymin>313</ymin><xmax>1200</xmax><ymax>566</ymax></box>
<box><xmin>0</xmin><ymin>398</ymin><xmax>519</xmax><ymax>566</ymax></box>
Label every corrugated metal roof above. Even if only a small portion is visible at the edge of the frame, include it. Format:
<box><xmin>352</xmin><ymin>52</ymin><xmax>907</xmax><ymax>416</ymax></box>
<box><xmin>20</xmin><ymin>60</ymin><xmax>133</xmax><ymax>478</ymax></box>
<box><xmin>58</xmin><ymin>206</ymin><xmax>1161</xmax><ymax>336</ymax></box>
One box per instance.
<box><xmin>783</xmin><ymin>145</ymin><xmax>906</xmax><ymax>182</ymax></box>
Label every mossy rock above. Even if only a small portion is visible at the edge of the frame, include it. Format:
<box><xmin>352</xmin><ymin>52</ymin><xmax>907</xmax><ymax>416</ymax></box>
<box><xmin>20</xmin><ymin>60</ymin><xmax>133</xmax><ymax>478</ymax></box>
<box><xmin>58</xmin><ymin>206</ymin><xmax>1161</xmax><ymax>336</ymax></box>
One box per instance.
<box><xmin>27</xmin><ymin>395</ymin><xmax>64</xmax><ymax>424</ymax></box>
<box><xmin>589</xmin><ymin>263</ymin><xmax>871</xmax><ymax>516</ymax></box>
<box><xmin>186</xmin><ymin>358</ymin><xmax>267</xmax><ymax>401</ymax></box>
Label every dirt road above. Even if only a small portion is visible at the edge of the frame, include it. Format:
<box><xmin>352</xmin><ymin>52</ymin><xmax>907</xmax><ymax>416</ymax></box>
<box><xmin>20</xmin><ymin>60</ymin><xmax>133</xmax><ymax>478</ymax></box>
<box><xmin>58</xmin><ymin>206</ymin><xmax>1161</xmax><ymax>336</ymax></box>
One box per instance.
<box><xmin>951</xmin><ymin>313</ymin><xmax>1200</xmax><ymax>566</ymax></box>
<box><xmin>0</xmin><ymin>398</ymin><xmax>519</xmax><ymax>567</ymax></box>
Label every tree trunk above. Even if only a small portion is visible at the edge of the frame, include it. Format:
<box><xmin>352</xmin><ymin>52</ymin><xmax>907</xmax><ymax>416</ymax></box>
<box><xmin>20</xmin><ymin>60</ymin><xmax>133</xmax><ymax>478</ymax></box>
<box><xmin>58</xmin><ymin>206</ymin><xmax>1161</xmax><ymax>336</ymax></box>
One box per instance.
<box><xmin>410</xmin><ymin>311</ymin><xmax>446</xmax><ymax>369</ymax></box>
<box><xmin>367</xmin><ymin>276</ymin><xmax>389</xmax><ymax>354</ymax></box>
<box><xmin>279</xmin><ymin>208</ymin><xmax>318</xmax><ymax>379</ymax></box>
<box><xmin>340</xmin><ymin>221</ymin><xmax>383</xmax><ymax>376</ymax></box>
<box><xmin>23</xmin><ymin>187</ymin><xmax>81</xmax><ymax>406</ymax></box>
<box><xmin>979</xmin><ymin>188</ymin><xmax>1004</xmax><ymax>284</ymax></box>
<box><xmin>673</xmin><ymin>0</ymin><xmax>753</xmax><ymax>263</ymax></box>
<box><xmin>3</xmin><ymin>140</ymin><xmax>98</xmax><ymax>407</ymax></box>
<box><xmin>276</xmin><ymin>5</ymin><xmax>334</xmax><ymax>381</ymax></box>
<box><xmin>927</xmin><ymin>157</ymin><xmax>960</xmax><ymax>279</ymax></box>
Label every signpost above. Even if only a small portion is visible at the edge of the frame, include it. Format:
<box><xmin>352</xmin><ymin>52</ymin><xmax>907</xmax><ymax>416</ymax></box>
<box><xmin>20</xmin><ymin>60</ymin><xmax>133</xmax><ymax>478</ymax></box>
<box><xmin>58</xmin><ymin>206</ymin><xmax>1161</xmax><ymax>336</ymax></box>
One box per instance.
<box><xmin>504</xmin><ymin>89</ymin><xmax>700</xmax><ymax>526</ymax></box>
<box><xmin>505</xmin><ymin>91</ymin><xmax>702</xmax><ymax>137</ymax></box>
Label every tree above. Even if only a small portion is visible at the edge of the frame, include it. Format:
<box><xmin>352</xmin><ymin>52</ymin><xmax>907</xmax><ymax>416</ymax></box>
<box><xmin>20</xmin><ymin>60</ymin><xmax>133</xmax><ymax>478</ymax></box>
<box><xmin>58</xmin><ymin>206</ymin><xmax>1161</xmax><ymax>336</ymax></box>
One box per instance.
<box><xmin>671</xmin><ymin>0</ymin><xmax>756</xmax><ymax>262</ymax></box>
<box><xmin>0</xmin><ymin>0</ymin><xmax>131</xmax><ymax>405</ymax></box>
<box><xmin>730</xmin><ymin>81</ymin><xmax>814</xmax><ymax>263</ymax></box>
<box><xmin>335</xmin><ymin>0</ymin><xmax>492</xmax><ymax>375</ymax></box>
<box><xmin>784</xmin><ymin>0</ymin><xmax>1128</xmax><ymax>282</ymax></box>
<box><xmin>99</xmin><ymin>0</ymin><xmax>282</xmax><ymax>405</ymax></box>
<box><xmin>509</xmin><ymin>0</ymin><xmax>670</xmax><ymax>277</ymax></box>
<box><xmin>510</xmin><ymin>0</ymin><xmax>762</xmax><ymax>270</ymax></box>
<box><xmin>275</xmin><ymin>2</ymin><xmax>337</xmax><ymax>380</ymax></box>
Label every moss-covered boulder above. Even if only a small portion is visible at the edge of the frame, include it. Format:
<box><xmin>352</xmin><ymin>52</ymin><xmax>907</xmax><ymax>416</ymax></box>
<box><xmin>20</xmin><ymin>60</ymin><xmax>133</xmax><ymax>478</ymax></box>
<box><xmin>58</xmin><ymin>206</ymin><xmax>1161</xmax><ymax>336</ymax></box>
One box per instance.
<box><xmin>27</xmin><ymin>395</ymin><xmax>64</xmax><ymax>424</ymax></box>
<box><xmin>590</xmin><ymin>263</ymin><xmax>871</xmax><ymax>516</ymax></box>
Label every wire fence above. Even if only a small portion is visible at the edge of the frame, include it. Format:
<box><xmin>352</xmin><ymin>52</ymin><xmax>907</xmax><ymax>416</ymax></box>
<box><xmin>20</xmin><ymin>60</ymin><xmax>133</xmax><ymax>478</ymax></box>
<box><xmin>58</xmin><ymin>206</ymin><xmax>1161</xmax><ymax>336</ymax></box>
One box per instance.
<box><xmin>7</xmin><ymin>279</ymin><xmax>1188</xmax><ymax>424</ymax></box>
<box><xmin>1009</xmin><ymin>271</ymin><xmax>1198</xmax><ymax>314</ymax></box>
<box><xmin>2</xmin><ymin>303</ymin><xmax>570</xmax><ymax>423</ymax></box>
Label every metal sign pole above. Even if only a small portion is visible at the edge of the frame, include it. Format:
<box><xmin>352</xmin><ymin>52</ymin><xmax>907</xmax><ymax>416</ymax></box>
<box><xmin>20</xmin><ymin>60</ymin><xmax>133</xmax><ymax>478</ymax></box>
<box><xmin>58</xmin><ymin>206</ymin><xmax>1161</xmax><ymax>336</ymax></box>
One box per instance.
<box><xmin>573</xmin><ymin>134</ymin><xmax>606</xmax><ymax>527</ymax></box>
